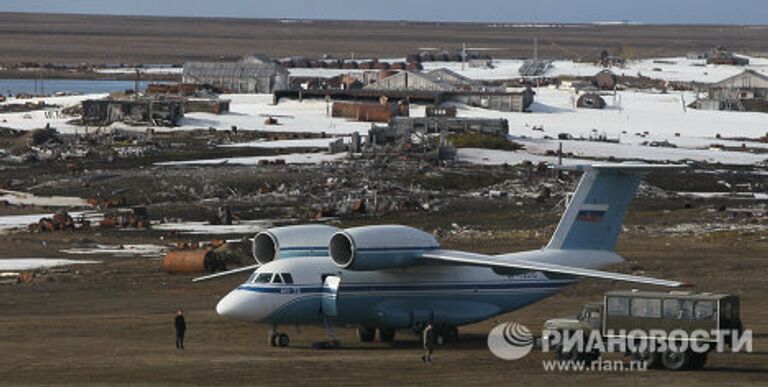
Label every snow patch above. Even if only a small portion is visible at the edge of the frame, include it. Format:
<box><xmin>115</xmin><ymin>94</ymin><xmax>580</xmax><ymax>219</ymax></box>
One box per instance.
<box><xmin>0</xmin><ymin>259</ymin><xmax>99</xmax><ymax>271</ymax></box>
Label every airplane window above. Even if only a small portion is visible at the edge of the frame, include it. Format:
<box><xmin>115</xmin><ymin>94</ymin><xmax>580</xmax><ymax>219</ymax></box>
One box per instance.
<box><xmin>254</xmin><ymin>273</ymin><xmax>272</xmax><ymax>283</ymax></box>
<box><xmin>271</xmin><ymin>273</ymin><xmax>283</xmax><ymax>284</ymax></box>
<box><xmin>282</xmin><ymin>273</ymin><xmax>294</xmax><ymax>284</ymax></box>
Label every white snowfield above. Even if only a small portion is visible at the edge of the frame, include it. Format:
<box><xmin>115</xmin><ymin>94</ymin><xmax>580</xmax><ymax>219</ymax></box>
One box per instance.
<box><xmin>0</xmin><ymin>259</ymin><xmax>99</xmax><ymax>271</ymax></box>
<box><xmin>455</xmin><ymin>87</ymin><xmax>768</xmax><ymax>166</ymax></box>
<box><xmin>61</xmin><ymin>244</ymin><xmax>168</xmax><ymax>258</ymax></box>
<box><xmin>420</xmin><ymin>55</ymin><xmax>768</xmax><ymax>83</ymax></box>
<box><xmin>0</xmin><ymin>211</ymin><xmax>102</xmax><ymax>234</ymax></box>
<box><xmin>94</xmin><ymin>67</ymin><xmax>183</xmax><ymax>75</ymax></box>
<box><xmin>1</xmin><ymin>55</ymin><xmax>768</xmax><ymax>167</ymax></box>
<box><xmin>151</xmin><ymin>220</ymin><xmax>276</xmax><ymax>235</ymax></box>
<box><xmin>0</xmin><ymin>190</ymin><xmax>90</xmax><ymax>208</ymax></box>
<box><xmin>219</xmin><ymin>138</ymin><xmax>342</xmax><ymax>149</ymax></box>
<box><xmin>155</xmin><ymin>152</ymin><xmax>345</xmax><ymax>166</ymax></box>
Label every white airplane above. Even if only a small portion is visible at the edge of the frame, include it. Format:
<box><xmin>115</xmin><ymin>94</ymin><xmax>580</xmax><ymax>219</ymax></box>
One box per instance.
<box><xmin>196</xmin><ymin>163</ymin><xmax>689</xmax><ymax>347</ymax></box>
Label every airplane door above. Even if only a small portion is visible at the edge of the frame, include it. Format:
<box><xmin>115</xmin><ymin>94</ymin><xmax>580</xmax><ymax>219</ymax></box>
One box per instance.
<box><xmin>322</xmin><ymin>275</ymin><xmax>341</xmax><ymax>317</ymax></box>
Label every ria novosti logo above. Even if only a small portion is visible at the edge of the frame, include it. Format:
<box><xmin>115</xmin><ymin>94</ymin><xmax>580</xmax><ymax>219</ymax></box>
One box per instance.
<box><xmin>487</xmin><ymin>322</ymin><xmax>535</xmax><ymax>360</ymax></box>
<box><xmin>487</xmin><ymin>321</ymin><xmax>753</xmax><ymax>361</ymax></box>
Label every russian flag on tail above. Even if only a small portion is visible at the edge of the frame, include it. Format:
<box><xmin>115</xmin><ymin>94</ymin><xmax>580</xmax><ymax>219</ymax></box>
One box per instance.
<box><xmin>576</xmin><ymin>204</ymin><xmax>609</xmax><ymax>222</ymax></box>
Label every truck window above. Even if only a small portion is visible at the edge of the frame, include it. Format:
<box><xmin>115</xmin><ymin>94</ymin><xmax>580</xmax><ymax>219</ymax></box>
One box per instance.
<box><xmin>606</xmin><ymin>297</ymin><xmax>629</xmax><ymax>316</ymax></box>
<box><xmin>631</xmin><ymin>298</ymin><xmax>662</xmax><ymax>318</ymax></box>
<box><xmin>663</xmin><ymin>299</ymin><xmax>694</xmax><ymax>320</ymax></box>
<box><xmin>694</xmin><ymin>300</ymin><xmax>715</xmax><ymax>320</ymax></box>
<box><xmin>721</xmin><ymin>301</ymin><xmax>732</xmax><ymax>320</ymax></box>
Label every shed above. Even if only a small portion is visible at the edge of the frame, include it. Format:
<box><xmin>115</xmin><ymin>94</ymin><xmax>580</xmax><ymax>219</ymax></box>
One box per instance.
<box><xmin>594</xmin><ymin>70</ymin><xmax>618</xmax><ymax>90</ymax></box>
<box><xmin>577</xmin><ymin>93</ymin><xmax>607</xmax><ymax>109</ymax></box>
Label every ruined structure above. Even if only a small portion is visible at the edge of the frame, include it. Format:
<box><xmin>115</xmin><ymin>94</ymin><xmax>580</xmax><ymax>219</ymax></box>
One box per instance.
<box><xmin>183</xmin><ymin>53</ymin><xmax>289</xmax><ymax>94</ymax></box>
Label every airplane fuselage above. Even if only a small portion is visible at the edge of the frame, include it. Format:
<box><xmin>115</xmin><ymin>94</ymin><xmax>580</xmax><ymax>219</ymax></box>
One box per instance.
<box><xmin>216</xmin><ymin>256</ymin><xmax>576</xmax><ymax>329</ymax></box>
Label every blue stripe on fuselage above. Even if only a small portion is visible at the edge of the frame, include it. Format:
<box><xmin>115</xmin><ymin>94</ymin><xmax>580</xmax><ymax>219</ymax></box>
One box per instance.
<box><xmin>237</xmin><ymin>280</ymin><xmax>571</xmax><ymax>294</ymax></box>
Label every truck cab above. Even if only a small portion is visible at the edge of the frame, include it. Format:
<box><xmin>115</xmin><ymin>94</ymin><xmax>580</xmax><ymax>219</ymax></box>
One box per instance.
<box><xmin>543</xmin><ymin>290</ymin><xmax>743</xmax><ymax>371</ymax></box>
<box><xmin>543</xmin><ymin>302</ymin><xmax>603</xmax><ymax>333</ymax></box>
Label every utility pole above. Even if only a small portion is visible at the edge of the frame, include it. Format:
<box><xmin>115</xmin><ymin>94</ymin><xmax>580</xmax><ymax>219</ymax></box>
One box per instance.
<box><xmin>533</xmin><ymin>37</ymin><xmax>539</xmax><ymax>61</ymax></box>
<box><xmin>461</xmin><ymin>42</ymin><xmax>467</xmax><ymax>71</ymax></box>
<box><xmin>134</xmin><ymin>69</ymin><xmax>141</xmax><ymax>97</ymax></box>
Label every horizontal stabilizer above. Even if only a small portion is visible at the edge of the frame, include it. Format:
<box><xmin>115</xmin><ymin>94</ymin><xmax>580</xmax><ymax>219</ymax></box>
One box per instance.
<box><xmin>422</xmin><ymin>250</ymin><xmax>687</xmax><ymax>288</ymax></box>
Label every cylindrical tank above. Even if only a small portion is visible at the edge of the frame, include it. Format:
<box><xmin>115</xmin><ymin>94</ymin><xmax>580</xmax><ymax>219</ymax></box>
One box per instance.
<box><xmin>163</xmin><ymin>250</ymin><xmax>211</xmax><ymax>274</ymax></box>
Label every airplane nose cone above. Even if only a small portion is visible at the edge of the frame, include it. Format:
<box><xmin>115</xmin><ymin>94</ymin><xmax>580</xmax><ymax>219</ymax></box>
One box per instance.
<box><xmin>216</xmin><ymin>291</ymin><xmax>241</xmax><ymax>318</ymax></box>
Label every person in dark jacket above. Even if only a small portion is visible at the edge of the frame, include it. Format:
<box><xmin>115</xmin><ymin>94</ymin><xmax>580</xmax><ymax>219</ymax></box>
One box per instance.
<box><xmin>174</xmin><ymin>309</ymin><xmax>186</xmax><ymax>350</ymax></box>
<box><xmin>422</xmin><ymin>323</ymin><xmax>435</xmax><ymax>364</ymax></box>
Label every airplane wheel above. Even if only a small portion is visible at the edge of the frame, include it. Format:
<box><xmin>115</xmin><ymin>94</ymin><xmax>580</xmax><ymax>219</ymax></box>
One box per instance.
<box><xmin>378</xmin><ymin>328</ymin><xmax>396</xmax><ymax>342</ymax></box>
<box><xmin>276</xmin><ymin>333</ymin><xmax>290</xmax><ymax>347</ymax></box>
<box><xmin>357</xmin><ymin>327</ymin><xmax>376</xmax><ymax>342</ymax></box>
<box><xmin>268</xmin><ymin>332</ymin><xmax>278</xmax><ymax>347</ymax></box>
<box><xmin>444</xmin><ymin>326</ymin><xmax>459</xmax><ymax>343</ymax></box>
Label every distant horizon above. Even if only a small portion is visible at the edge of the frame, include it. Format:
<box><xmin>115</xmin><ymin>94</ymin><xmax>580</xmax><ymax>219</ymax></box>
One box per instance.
<box><xmin>2</xmin><ymin>11</ymin><xmax>768</xmax><ymax>27</ymax></box>
<box><xmin>1</xmin><ymin>0</ymin><xmax>767</xmax><ymax>25</ymax></box>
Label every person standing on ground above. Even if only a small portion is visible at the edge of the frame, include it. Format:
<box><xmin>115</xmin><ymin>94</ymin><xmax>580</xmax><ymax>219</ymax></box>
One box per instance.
<box><xmin>422</xmin><ymin>323</ymin><xmax>435</xmax><ymax>364</ymax></box>
<box><xmin>174</xmin><ymin>309</ymin><xmax>186</xmax><ymax>350</ymax></box>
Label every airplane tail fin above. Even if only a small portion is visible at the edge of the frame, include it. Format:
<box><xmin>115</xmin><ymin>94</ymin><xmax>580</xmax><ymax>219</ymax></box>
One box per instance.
<box><xmin>546</xmin><ymin>163</ymin><xmax>684</xmax><ymax>252</ymax></box>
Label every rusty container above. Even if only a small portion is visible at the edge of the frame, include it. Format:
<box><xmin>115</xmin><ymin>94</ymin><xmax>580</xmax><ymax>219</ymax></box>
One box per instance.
<box><xmin>162</xmin><ymin>250</ymin><xmax>211</xmax><ymax>274</ymax></box>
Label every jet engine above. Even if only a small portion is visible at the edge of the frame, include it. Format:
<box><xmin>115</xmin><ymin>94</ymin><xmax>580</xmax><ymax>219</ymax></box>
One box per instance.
<box><xmin>329</xmin><ymin>225</ymin><xmax>439</xmax><ymax>271</ymax></box>
<box><xmin>253</xmin><ymin>225</ymin><xmax>339</xmax><ymax>265</ymax></box>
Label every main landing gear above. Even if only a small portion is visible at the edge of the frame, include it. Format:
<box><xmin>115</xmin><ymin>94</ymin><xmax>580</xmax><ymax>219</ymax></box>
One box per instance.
<box><xmin>356</xmin><ymin>327</ymin><xmax>398</xmax><ymax>343</ymax></box>
<box><xmin>269</xmin><ymin>330</ymin><xmax>290</xmax><ymax>347</ymax></box>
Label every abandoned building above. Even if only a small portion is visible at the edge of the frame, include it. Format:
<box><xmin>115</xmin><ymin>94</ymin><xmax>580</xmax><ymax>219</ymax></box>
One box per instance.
<box><xmin>447</xmin><ymin>89</ymin><xmax>535</xmax><ymax>112</ymax></box>
<box><xmin>369</xmin><ymin>117</ymin><xmax>509</xmax><ymax>145</ymax></box>
<box><xmin>706</xmin><ymin>47</ymin><xmax>749</xmax><ymax>66</ymax></box>
<box><xmin>365</xmin><ymin>71</ymin><xmax>455</xmax><ymax>92</ymax></box>
<box><xmin>576</xmin><ymin>93</ymin><xmax>607</xmax><ymax>109</ymax></box>
<box><xmin>185</xmin><ymin>98</ymin><xmax>231</xmax><ymax>115</ymax></box>
<box><xmin>81</xmin><ymin>99</ymin><xmax>184</xmax><ymax>127</ymax></box>
<box><xmin>365</xmin><ymin>68</ymin><xmax>499</xmax><ymax>92</ymax></box>
<box><xmin>183</xmin><ymin>53</ymin><xmax>289</xmax><ymax>94</ymax></box>
<box><xmin>594</xmin><ymin>70</ymin><xmax>618</xmax><ymax>90</ymax></box>
<box><xmin>697</xmin><ymin>70</ymin><xmax>768</xmax><ymax>112</ymax></box>
<box><xmin>332</xmin><ymin>101</ymin><xmax>409</xmax><ymax>123</ymax></box>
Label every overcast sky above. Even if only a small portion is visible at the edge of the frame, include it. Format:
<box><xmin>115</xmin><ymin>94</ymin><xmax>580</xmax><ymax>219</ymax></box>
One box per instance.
<box><xmin>1</xmin><ymin>0</ymin><xmax>767</xmax><ymax>24</ymax></box>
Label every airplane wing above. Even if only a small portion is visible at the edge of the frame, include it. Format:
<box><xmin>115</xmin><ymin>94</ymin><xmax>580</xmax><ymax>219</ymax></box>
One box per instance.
<box><xmin>422</xmin><ymin>250</ymin><xmax>688</xmax><ymax>287</ymax></box>
<box><xmin>192</xmin><ymin>264</ymin><xmax>260</xmax><ymax>283</ymax></box>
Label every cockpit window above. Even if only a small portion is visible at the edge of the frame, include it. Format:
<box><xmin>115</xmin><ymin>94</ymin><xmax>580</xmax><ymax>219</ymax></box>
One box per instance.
<box><xmin>271</xmin><ymin>273</ymin><xmax>283</xmax><ymax>284</ymax></box>
<box><xmin>253</xmin><ymin>273</ymin><xmax>272</xmax><ymax>283</ymax></box>
<box><xmin>282</xmin><ymin>273</ymin><xmax>294</xmax><ymax>284</ymax></box>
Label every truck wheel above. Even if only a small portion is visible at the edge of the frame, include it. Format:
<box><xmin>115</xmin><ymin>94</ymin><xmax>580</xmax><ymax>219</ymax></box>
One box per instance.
<box><xmin>555</xmin><ymin>344</ymin><xmax>581</xmax><ymax>362</ymax></box>
<box><xmin>356</xmin><ymin>327</ymin><xmax>376</xmax><ymax>342</ymax></box>
<box><xmin>689</xmin><ymin>352</ymin><xmax>708</xmax><ymax>370</ymax></box>
<box><xmin>378</xmin><ymin>328</ymin><xmax>396</xmax><ymax>342</ymax></box>
<box><xmin>631</xmin><ymin>350</ymin><xmax>662</xmax><ymax>369</ymax></box>
<box><xmin>661</xmin><ymin>349</ymin><xmax>691</xmax><ymax>371</ymax></box>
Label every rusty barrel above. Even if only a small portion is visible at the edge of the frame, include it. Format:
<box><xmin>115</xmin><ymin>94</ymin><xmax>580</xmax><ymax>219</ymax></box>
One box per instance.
<box><xmin>163</xmin><ymin>249</ymin><xmax>212</xmax><ymax>274</ymax></box>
